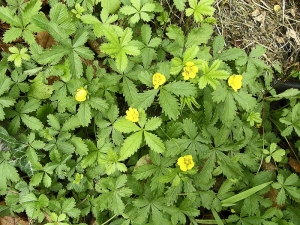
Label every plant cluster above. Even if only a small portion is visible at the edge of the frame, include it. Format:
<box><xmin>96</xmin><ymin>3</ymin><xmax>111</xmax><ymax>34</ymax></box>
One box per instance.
<box><xmin>0</xmin><ymin>0</ymin><xmax>300</xmax><ymax>224</ymax></box>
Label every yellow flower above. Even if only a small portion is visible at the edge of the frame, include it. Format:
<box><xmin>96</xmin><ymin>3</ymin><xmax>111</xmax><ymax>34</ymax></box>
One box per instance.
<box><xmin>152</xmin><ymin>73</ymin><xmax>166</xmax><ymax>89</ymax></box>
<box><xmin>228</xmin><ymin>75</ymin><xmax>243</xmax><ymax>92</ymax></box>
<box><xmin>182</xmin><ymin>62</ymin><xmax>199</xmax><ymax>80</ymax></box>
<box><xmin>125</xmin><ymin>107</ymin><xmax>139</xmax><ymax>122</ymax></box>
<box><xmin>75</xmin><ymin>87</ymin><xmax>88</xmax><ymax>102</ymax></box>
<box><xmin>177</xmin><ymin>155</ymin><xmax>195</xmax><ymax>171</ymax></box>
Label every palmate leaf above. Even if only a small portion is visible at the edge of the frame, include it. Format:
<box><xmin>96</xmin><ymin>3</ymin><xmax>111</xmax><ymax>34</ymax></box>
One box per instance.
<box><xmin>119</xmin><ymin>131</ymin><xmax>143</xmax><ymax>161</ymax></box>
<box><xmin>198</xmin><ymin>60</ymin><xmax>230</xmax><ymax>89</ymax></box>
<box><xmin>186</xmin><ymin>0</ymin><xmax>215</xmax><ymax>22</ymax></box>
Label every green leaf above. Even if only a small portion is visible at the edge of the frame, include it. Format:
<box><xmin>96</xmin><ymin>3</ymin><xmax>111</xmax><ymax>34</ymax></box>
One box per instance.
<box><xmin>119</xmin><ymin>131</ymin><xmax>143</xmax><ymax>161</ymax></box>
<box><xmin>183</xmin><ymin>46</ymin><xmax>199</xmax><ymax>63</ymax></box>
<box><xmin>28</xmin><ymin>74</ymin><xmax>53</xmax><ymax>99</ymax></box>
<box><xmin>133</xmin><ymin>164</ymin><xmax>158</xmax><ymax>180</ymax></box>
<box><xmin>266</xmin><ymin>88</ymin><xmax>300</xmax><ymax>101</ymax></box>
<box><xmin>164</xmin><ymin>81</ymin><xmax>197</xmax><ymax>97</ymax></box>
<box><xmin>221</xmin><ymin>181</ymin><xmax>272</xmax><ymax>207</ymax></box>
<box><xmin>43</xmin><ymin>173</ymin><xmax>51</xmax><ymax>188</ymax></box>
<box><xmin>70</xmin><ymin>136</ymin><xmax>89</xmax><ymax>156</ymax></box>
<box><xmin>116</xmin><ymin>51</ymin><xmax>128</xmax><ymax>72</ymax></box>
<box><xmin>198</xmin><ymin>153</ymin><xmax>216</xmax><ymax>183</ymax></box>
<box><xmin>284</xmin><ymin>174</ymin><xmax>299</xmax><ymax>186</ymax></box>
<box><xmin>77</xmin><ymin>102</ymin><xmax>91</xmax><ymax>127</ymax></box>
<box><xmin>0</xmin><ymin>6</ymin><xmax>22</xmax><ymax>26</ymax></box>
<box><xmin>21</xmin><ymin>114</ymin><xmax>44</xmax><ymax>131</ymax></box>
<box><xmin>123</xmin><ymin>77</ymin><xmax>138</xmax><ymax>105</ymax></box>
<box><xmin>68</xmin><ymin>51</ymin><xmax>83</xmax><ymax>79</ymax></box>
<box><xmin>49</xmin><ymin>2</ymin><xmax>69</xmax><ymax>24</ymax></box>
<box><xmin>132</xmin><ymin>89</ymin><xmax>158</xmax><ymax>109</ymax></box>
<box><xmin>32</xmin><ymin>13</ymin><xmax>70</xmax><ymax>45</ymax></box>
<box><xmin>61</xmin><ymin>198</ymin><xmax>81</xmax><ymax>218</ymax></box>
<box><xmin>73</xmin><ymin>30</ymin><xmax>89</xmax><ymax>48</ymax></box>
<box><xmin>0</xmin><ymin>75</ymin><xmax>12</xmax><ymax>96</ymax></box>
<box><xmin>174</xmin><ymin>0</ymin><xmax>187</xmax><ymax>11</ymax></box>
<box><xmin>81</xmin><ymin>14</ymin><xmax>101</xmax><ymax>25</ymax></box>
<box><xmin>30</xmin><ymin>172</ymin><xmax>43</xmax><ymax>186</ymax></box>
<box><xmin>186</xmin><ymin>0</ymin><xmax>215</xmax><ymax>22</ymax></box>
<box><xmin>61</xmin><ymin>116</ymin><xmax>81</xmax><ymax>132</ymax></box>
<box><xmin>0</xmin><ymin>126</ymin><xmax>18</xmax><ymax>148</ymax></box>
<box><xmin>198</xmin><ymin>60</ymin><xmax>230</xmax><ymax>89</ymax></box>
<box><xmin>101</xmin><ymin>0</ymin><xmax>121</xmax><ymax>13</ymax></box>
<box><xmin>0</xmin><ymin>152</ymin><xmax>20</xmax><ymax>195</ymax></box>
<box><xmin>144</xmin><ymin>117</ymin><xmax>162</xmax><ymax>131</ymax></box>
<box><xmin>0</xmin><ymin>97</ymin><xmax>15</xmax><ymax>108</ymax></box>
<box><xmin>22</xmin><ymin>0</ymin><xmax>42</xmax><ymax>25</ymax></box>
<box><xmin>88</xmin><ymin>97</ymin><xmax>108</xmax><ymax>112</ymax></box>
<box><xmin>47</xmin><ymin>114</ymin><xmax>60</xmax><ymax>130</ymax></box>
<box><xmin>114</xmin><ymin>118</ymin><xmax>141</xmax><ymax>133</ymax></box>
<box><xmin>166</xmin><ymin>25</ymin><xmax>185</xmax><ymax>48</ymax></box>
<box><xmin>3</xmin><ymin>27</ymin><xmax>22</xmax><ymax>43</ymax></box>
<box><xmin>33</xmin><ymin>45</ymin><xmax>70</xmax><ymax>65</ymax></box>
<box><xmin>159</xmin><ymin>89</ymin><xmax>180</xmax><ymax>120</ymax></box>
<box><xmin>249</xmin><ymin>45</ymin><xmax>266</xmax><ymax>58</ymax></box>
<box><xmin>217</xmin><ymin>48</ymin><xmax>247</xmax><ymax>62</ymax></box>
<box><xmin>144</xmin><ymin>131</ymin><xmax>165</xmax><ymax>154</ymax></box>
<box><xmin>185</xmin><ymin>24</ymin><xmax>213</xmax><ymax>48</ymax></box>
<box><xmin>232</xmin><ymin>91</ymin><xmax>256</xmax><ymax>111</ymax></box>
<box><xmin>21</xmin><ymin>99</ymin><xmax>41</xmax><ymax>114</ymax></box>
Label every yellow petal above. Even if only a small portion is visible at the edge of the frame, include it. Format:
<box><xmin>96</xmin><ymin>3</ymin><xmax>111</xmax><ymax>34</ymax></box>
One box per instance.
<box><xmin>186</xmin><ymin>62</ymin><xmax>194</xmax><ymax>67</ymax></box>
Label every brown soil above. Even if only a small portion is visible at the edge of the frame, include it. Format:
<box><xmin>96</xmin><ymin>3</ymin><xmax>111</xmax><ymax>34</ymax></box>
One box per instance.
<box><xmin>214</xmin><ymin>0</ymin><xmax>300</xmax><ymax>75</ymax></box>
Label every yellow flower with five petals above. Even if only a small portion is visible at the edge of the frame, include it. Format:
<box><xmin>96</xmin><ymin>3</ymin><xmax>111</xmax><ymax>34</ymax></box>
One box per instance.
<box><xmin>182</xmin><ymin>62</ymin><xmax>199</xmax><ymax>80</ymax></box>
<box><xmin>125</xmin><ymin>108</ymin><xmax>139</xmax><ymax>122</ymax></box>
<box><xmin>152</xmin><ymin>73</ymin><xmax>166</xmax><ymax>89</ymax></box>
<box><xmin>75</xmin><ymin>87</ymin><xmax>88</xmax><ymax>102</ymax></box>
<box><xmin>228</xmin><ymin>75</ymin><xmax>243</xmax><ymax>92</ymax></box>
<box><xmin>177</xmin><ymin>155</ymin><xmax>195</xmax><ymax>171</ymax></box>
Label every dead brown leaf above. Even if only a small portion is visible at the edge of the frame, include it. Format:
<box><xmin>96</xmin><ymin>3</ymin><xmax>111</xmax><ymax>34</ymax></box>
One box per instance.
<box><xmin>35</xmin><ymin>31</ymin><xmax>57</xmax><ymax>48</ymax></box>
<box><xmin>252</xmin><ymin>9</ymin><xmax>266</xmax><ymax>27</ymax></box>
<box><xmin>286</xmin><ymin>28</ymin><xmax>300</xmax><ymax>45</ymax></box>
<box><xmin>265</xmin><ymin>187</ymin><xmax>284</xmax><ymax>209</ymax></box>
<box><xmin>0</xmin><ymin>215</ymin><xmax>28</xmax><ymax>225</ymax></box>
<box><xmin>261</xmin><ymin>160</ymin><xmax>277</xmax><ymax>172</ymax></box>
<box><xmin>289</xmin><ymin>157</ymin><xmax>300</xmax><ymax>173</ymax></box>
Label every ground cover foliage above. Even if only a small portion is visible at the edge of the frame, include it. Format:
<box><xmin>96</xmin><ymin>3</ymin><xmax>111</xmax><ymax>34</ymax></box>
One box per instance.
<box><xmin>0</xmin><ymin>0</ymin><xmax>300</xmax><ymax>224</ymax></box>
